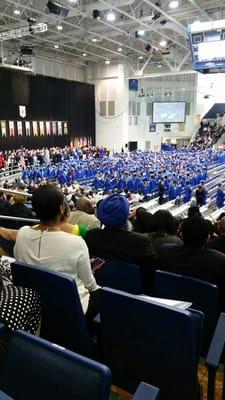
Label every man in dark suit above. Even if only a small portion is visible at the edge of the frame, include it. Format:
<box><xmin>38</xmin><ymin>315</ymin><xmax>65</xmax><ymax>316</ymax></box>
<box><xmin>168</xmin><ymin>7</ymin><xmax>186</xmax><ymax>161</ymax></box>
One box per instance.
<box><xmin>85</xmin><ymin>194</ymin><xmax>155</xmax><ymax>292</ymax></box>
<box><xmin>206</xmin><ymin>217</ymin><xmax>225</xmax><ymax>254</ymax></box>
<box><xmin>158</xmin><ymin>216</ymin><xmax>225</xmax><ymax>309</ymax></box>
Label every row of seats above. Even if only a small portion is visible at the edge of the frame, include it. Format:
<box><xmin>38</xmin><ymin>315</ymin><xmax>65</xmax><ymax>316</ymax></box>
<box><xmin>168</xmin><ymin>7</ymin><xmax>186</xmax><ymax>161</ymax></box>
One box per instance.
<box><xmin>6</xmin><ymin>261</ymin><xmax>225</xmax><ymax>400</ymax></box>
<box><xmin>0</xmin><ymin>325</ymin><xmax>159</xmax><ymax>400</ymax></box>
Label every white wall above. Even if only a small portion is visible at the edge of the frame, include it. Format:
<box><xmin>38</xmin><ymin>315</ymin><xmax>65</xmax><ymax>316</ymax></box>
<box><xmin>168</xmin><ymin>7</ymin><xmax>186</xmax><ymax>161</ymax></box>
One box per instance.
<box><xmin>197</xmin><ymin>72</ymin><xmax>225</xmax><ymax>118</ymax></box>
<box><xmin>88</xmin><ymin>63</ymin><xmax>129</xmax><ymax>151</ymax></box>
<box><xmin>35</xmin><ymin>58</ymin><xmax>85</xmax><ymax>82</ymax></box>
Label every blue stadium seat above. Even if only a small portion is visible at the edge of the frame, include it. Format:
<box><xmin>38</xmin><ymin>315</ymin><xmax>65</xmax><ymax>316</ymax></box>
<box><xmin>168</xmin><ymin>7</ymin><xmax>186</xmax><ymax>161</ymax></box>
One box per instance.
<box><xmin>0</xmin><ymin>330</ymin><xmax>111</xmax><ymax>400</ymax></box>
<box><xmin>94</xmin><ymin>260</ymin><xmax>143</xmax><ymax>294</ymax></box>
<box><xmin>205</xmin><ymin>312</ymin><xmax>225</xmax><ymax>400</ymax></box>
<box><xmin>132</xmin><ymin>382</ymin><xmax>159</xmax><ymax>400</ymax></box>
<box><xmin>11</xmin><ymin>262</ymin><xmax>93</xmax><ymax>356</ymax></box>
<box><xmin>153</xmin><ymin>270</ymin><xmax>219</xmax><ymax>356</ymax></box>
<box><xmin>0</xmin><ymin>391</ymin><xmax>13</xmax><ymax>400</ymax></box>
<box><xmin>100</xmin><ymin>287</ymin><xmax>203</xmax><ymax>400</ymax></box>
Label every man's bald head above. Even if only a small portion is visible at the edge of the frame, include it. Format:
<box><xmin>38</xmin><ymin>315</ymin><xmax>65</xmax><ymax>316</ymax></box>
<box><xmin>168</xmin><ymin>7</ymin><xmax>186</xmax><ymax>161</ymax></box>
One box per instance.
<box><xmin>218</xmin><ymin>217</ymin><xmax>225</xmax><ymax>235</ymax></box>
<box><xmin>76</xmin><ymin>197</ymin><xmax>93</xmax><ymax>214</ymax></box>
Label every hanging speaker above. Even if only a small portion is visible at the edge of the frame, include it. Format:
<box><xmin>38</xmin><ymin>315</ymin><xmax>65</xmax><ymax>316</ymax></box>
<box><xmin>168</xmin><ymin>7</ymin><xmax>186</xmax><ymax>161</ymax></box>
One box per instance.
<box><xmin>47</xmin><ymin>0</ymin><xmax>69</xmax><ymax>17</ymax></box>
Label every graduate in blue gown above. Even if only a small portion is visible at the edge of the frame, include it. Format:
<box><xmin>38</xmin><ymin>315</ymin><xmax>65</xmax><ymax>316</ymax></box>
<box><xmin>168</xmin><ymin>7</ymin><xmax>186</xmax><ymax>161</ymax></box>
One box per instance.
<box><xmin>183</xmin><ymin>184</ymin><xmax>192</xmax><ymax>203</ymax></box>
<box><xmin>216</xmin><ymin>183</ymin><xmax>224</xmax><ymax>208</ymax></box>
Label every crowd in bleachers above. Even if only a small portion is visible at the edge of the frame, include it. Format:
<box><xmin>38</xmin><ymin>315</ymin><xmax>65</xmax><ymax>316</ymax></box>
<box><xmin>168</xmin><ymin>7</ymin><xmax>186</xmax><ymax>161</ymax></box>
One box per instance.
<box><xmin>1</xmin><ymin>146</ymin><xmax>225</xmax><ymax>398</ymax></box>
<box><xmin>192</xmin><ymin>119</ymin><xmax>225</xmax><ymax>149</ymax></box>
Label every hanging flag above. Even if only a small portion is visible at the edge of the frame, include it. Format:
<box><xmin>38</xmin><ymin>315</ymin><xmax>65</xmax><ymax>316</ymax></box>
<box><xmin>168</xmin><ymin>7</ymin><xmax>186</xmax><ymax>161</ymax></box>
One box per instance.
<box><xmin>52</xmin><ymin>121</ymin><xmax>57</xmax><ymax>135</ymax></box>
<box><xmin>63</xmin><ymin>122</ymin><xmax>68</xmax><ymax>135</ymax></box>
<box><xmin>25</xmin><ymin>121</ymin><xmax>31</xmax><ymax>136</ymax></box>
<box><xmin>39</xmin><ymin>121</ymin><xmax>45</xmax><ymax>136</ymax></box>
<box><xmin>19</xmin><ymin>105</ymin><xmax>26</xmax><ymax>118</ymax></box>
<box><xmin>57</xmin><ymin>121</ymin><xmax>62</xmax><ymax>136</ymax></box>
<box><xmin>9</xmin><ymin>121</ymin><xmax>15</xmax><ymax>137</ymax></box>
<box><xmin>0</xmin><ymin>121</ymin><xmax>6</xmax><ymax>138</ymax></box>
<box><xmin>32</xmin><ymin>121</ymin><xmax>38</xmax><ymax>136</ymax></box>
<box><xmin>17</xmin><ymin>121</ymin><xmax>23</xmax><ymax>136</ymax></box>
<box><xmin>46</xmin><ymin>121</ymin><xmax>51</xmax><ymax>136</ymax></box>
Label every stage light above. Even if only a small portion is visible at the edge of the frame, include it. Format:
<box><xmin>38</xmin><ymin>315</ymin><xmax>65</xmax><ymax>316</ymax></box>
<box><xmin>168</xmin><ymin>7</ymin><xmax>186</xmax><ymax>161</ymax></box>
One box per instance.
<box><xmin>106</xmin><ymin>12</ymin><xmax>116</xmax><ymax>22</ymax></box>
<box><xmin>82</xmin><ymin>53</ymin><xmax>87</xmax><ymax>56</ymax></box>
<box><xmin>54</xmin><ymin>44</ymin><xmax>59</xmax><ymax>49</ymax></box>
<box><xmin>159</xmin><ymin>40</ymin><xmax>167</xmax><ymax>47</ymax></box>
<box><xmin>105</xmin><ymin>60</ymin><xmax>110</xmax><ymax>64</ymax></box>
<box><xmin>57</xmin><ymin>24</ymin><xmax>63</xmax><ymax>30</ymax></box>
<box><xmin>169</xmin><ymin>0</ymin><xmax>179</xmax><ymax>8</ymax></box>
<box><xmin>93</xmin><ymin>9</ymin><xmax>100</xmax><ymax>19</ymax></box>
<box><xmin>139</xmin><ymin>56</ymin><xmax>143</xmax><ymax>59</ymax></box>
<box><xmin>118</xmin><ymin>47</ymin><xmax>122</xmax><ymax>51</ymax></box>
<box><xmin>14</xmin><ymin>9</ymin><xmax>21</xmax><ymax>15</ymax></box>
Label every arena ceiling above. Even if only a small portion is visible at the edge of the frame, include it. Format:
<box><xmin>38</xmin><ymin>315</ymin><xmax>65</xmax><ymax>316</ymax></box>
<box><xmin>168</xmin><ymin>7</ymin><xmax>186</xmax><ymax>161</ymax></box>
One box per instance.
<box><xmin>0</xmin><ymin>0</ymin><xmax>225</xmax><ymax>74</ymax></box>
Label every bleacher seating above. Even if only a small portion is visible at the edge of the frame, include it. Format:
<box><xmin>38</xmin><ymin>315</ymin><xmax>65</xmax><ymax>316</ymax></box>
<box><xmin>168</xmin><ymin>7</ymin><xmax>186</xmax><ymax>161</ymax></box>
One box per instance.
<box><xmin>94</xmin><ymin>260</ymin><xmax>143</xmax><ymax>295</ymax></box>
<box><xmin>100</xmin><ymin>287</ymin><xmax>203</xmax><ymax>400</ymax></box>
<box><xmin>11</xmin><ymin>262</ymin><xmax>93</xmax><ymax>356</ymax></box>
<box><xmin>153</xmin><ymin>270</ymin><xmax>219</xmax><ymax>356</ymax></box>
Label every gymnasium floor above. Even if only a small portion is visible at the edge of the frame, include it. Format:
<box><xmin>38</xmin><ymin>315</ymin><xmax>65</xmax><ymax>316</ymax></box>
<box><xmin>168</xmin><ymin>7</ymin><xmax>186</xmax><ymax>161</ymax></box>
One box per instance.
<box><xmin>110</xmin><ymin>363</ymin><xmax>224</xmax><ymax>399</ymax></box>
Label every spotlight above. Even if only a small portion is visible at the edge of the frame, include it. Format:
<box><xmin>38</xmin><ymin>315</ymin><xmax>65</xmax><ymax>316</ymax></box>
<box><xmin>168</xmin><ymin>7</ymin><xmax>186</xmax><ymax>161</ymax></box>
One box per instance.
<box><xmin>159</xmin><ymin>40</ymin><xmax>167</xmax><ymax>47</ymax></box>
<box><xmin>47</xmin><ymin>0</ymin><xmax>69</xmax><ymax>17</ymax></box>
<box><xmin>106</xmin><ymin>12</ymin><xmax>116</xmax><ymax>22</ymax></box>
<box><xmin>145</xmin><ymin>44</ymin><xmax>152</xmax><ymax>52</ymax></box>
<box><xmin>169</xmin><ymin>0</ymin><xmax>179</xmax><ymax>8</ymax></box>
<box><xmin>93</xmin><ymin>9</ymin><xmax>100</xmax><ymax>19</ymax></box>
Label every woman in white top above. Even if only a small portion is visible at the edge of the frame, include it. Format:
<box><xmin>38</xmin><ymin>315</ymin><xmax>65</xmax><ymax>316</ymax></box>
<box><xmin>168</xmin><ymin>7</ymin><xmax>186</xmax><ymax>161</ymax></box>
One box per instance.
<box><xmin>14</xmin><ymin>184</ymin><xmax>99</xmax><ymax>318</ymax></box>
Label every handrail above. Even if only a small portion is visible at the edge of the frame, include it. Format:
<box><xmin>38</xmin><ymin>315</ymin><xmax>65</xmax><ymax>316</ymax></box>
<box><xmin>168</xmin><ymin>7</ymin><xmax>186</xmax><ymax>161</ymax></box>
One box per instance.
<box><xmin>0</xmin><ymin>215</ymin><xmax>39</xmax><ymax>223</ymax></box>
<box><xmin>0</xmin><ymin>188</ymin><xmax>32</xmax><ymax>198</ymax></box>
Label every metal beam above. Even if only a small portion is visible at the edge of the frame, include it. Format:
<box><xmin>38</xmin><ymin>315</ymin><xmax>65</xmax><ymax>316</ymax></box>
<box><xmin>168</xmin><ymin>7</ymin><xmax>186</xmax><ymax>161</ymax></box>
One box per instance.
<box><xmin>187</xmin><ymin>0</ymin><xmax>212</xmax><ymax>21</ymax></box>
<box><xmin>127</xmin><ymin>69</ymin><xmax>197</xmax><ymax>79</ymax></box>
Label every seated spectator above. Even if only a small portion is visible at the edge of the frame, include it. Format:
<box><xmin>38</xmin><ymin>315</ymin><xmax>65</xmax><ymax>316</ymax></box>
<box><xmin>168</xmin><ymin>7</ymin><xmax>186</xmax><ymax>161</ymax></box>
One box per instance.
<box><xmin>131</xmin><ymin>207</ymin><xmax>153</xmax><ymax>234</ymax></box>
<box><xmin>13</xmin><ymin>184</ymin><xmax>99</xmax><ymax>319</ymax></box>
<box><xmin>158</xmin><ymin>216</ymin><xmax>225</xmax><ymax>309</ymax></box>
<box><xmin>206</xmin><ymin>217</ymin><xmax>225</xmax><ymax>254</ymax></box>
<box><xmin>68</xmin><ymin>197</ymin><xmax>100</xmax><ymax>230</ymax></box>
<box><xmin>187</xmin><ymin>205</ymin><xmax>201</xmax><ymax>218</ymax></box>
<box><xmin>7</xmin><ymin>191</ymin><xmax>33</xmax><ymax>219</ymax></box>
<box><xmin>145</xmin><ymin>210</ymin><xmax>182</xmax><ymax>256</ymax></box>
<box><xmin>85</xmin><ymin>194</ymin><xmax>155</xmax><ymax>292</ymax></box>
<box><xmin>0</xmin><ymin>192</ymin><xmax>9</xmax><ymax>215</ymax></box>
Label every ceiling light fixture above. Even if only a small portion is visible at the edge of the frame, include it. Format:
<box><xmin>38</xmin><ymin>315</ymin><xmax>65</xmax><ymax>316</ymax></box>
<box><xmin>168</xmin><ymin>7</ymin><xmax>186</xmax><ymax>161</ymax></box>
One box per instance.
<box><xmin>69</xmin><ymin>0</ymin><xmax>77</xmax><ymax>3</ymax></box>
<box><xmin>106</xmin><ymin>11</ymin><xmax>116</xmax><ymax>22</ymax></box>
<box><xmin>139</xmin><ymin>56</ymin><xmax>143</xmax><ymax>60</ymax></box>
<box><xmin>57</xmin><ymin>24</ymin><xmax>63</xmax><ymax>30</ymax></box>
<box><xmin>159</xmin><ymin>40</ymin><xmax>167</xmax><ymax>47</ymax></box>
<box><xmin>92</xmin><ymin>38</ymin><xmax>97</xmax><ymax>42</ymax></box>
<box><xmin>118</xmin><ymin>47</ymin><xmax>122</xmax><ymax>51</ymax></box>
<box><xmin>169</xmin><ymin>0</ymin><xmax>179</xmax><ymax>8</ymax></box>
<box><xmin>82</xmin><ymin>53</ymin><xmax>87</xmax><ymax>57</ymax></box>
<box><xmin>14</xmin><ymin>9</ymin><xmax>21</xmax><ymax>15</ymax></box>
<box><xmin>137</xmin><ymin>29</ymin><xmax>145</xmax><ymax>36</ymax></box>
<box><xmin>54</xmin><ymin>44</ymin><xmax>59</xmax><ymax>49</ymax></box>
<box><xmin>158</xmin><ymin>64</ymin><xmax>162</xmax><ymax>68</ymax></box>
<box><xmin>105</xmin><ymin>60</ymin><xmax>110</xmax><ymax>64</ymax></box>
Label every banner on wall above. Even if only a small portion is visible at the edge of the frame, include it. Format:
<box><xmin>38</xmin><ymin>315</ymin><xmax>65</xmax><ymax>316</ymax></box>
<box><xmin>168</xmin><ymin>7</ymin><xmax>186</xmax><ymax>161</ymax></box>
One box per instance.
<box><xmin>25</xmin><ymin>121</ymin><xmax>31</xmax><ymax>136</ymax></box>
<box><xmin>19</xmin><ymin>105</ymin><xmax>26</xmax><ymax>119</ymax></box>
<box><xmin>52</xmin><ymin>121</ymin><xmax>57</xmax><ymax>136</ymax></box>
<box><xmin>17</xmin><ymin>121</ymin><xmax>23</xmax><ymax>136</ymax></box>
<box><xmin>0</xmin><ymin>121</ymin><xmax>6</xmax><ymax>137</ymax></box>
<box><xmin>149</xmin><ymin>123</ymin><xmax>156</xmax><ymax>133</ymax></box>
<box><xmin>39</xmin><ymin>121</ymin><xmax>45</xmax><ymax>136</ymax></box>
<box><xmin>32</xmin><ymin>121</ymin><xmax>38</xmax><ymax>136</ymax></box>
<box><xmin>9</xmin><ymin>121</ymin><xmax>15</xmax><ymax>137</ymax></box>
<box><xmin>46</xmin><ymin>121</ymin><xmax>51</xmax><ymax>136</ymax></box>
<box><xmin>57</xmin><ymin>121</ymin><xmax>62</xmax><ymax>135</ymax></box>
<box><xmin>63</xmin><ymin>122</ymin><xmax>68</xmax><ymax>135</ymax></box>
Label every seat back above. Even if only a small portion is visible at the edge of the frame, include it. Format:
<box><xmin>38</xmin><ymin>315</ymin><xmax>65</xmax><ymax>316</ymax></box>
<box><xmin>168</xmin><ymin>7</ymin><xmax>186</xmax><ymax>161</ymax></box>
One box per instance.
<box><xmin>11</xmin><ymin>262</ymin><xmax>92</xmax><ymax>355</ymax></box>
<box><xmin>100</xmin><ymin>287</ymin><xmax>203</xmax><ymax>400</ymax></box>
<box><xmin>0</xmin><ymin>330</ymin><xmax>111</xmax><ymax>400</ymax></box>
<box><xmin>94</xmin><ymin>260</ymin><xmax>143</xmax><ymax>294</ymax></box>
<box><xmin>153</xmin><ymin>270</ymin><xmax>219</xmax><ymax>356</ymax></box>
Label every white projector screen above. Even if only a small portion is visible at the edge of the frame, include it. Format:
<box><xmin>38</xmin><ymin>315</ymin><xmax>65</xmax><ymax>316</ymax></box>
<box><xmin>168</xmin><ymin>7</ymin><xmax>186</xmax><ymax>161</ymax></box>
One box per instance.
<box><xmin>153</xmin><ymin>102</ymin><xmax>186</xmax><ymax>123</ymax></box>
